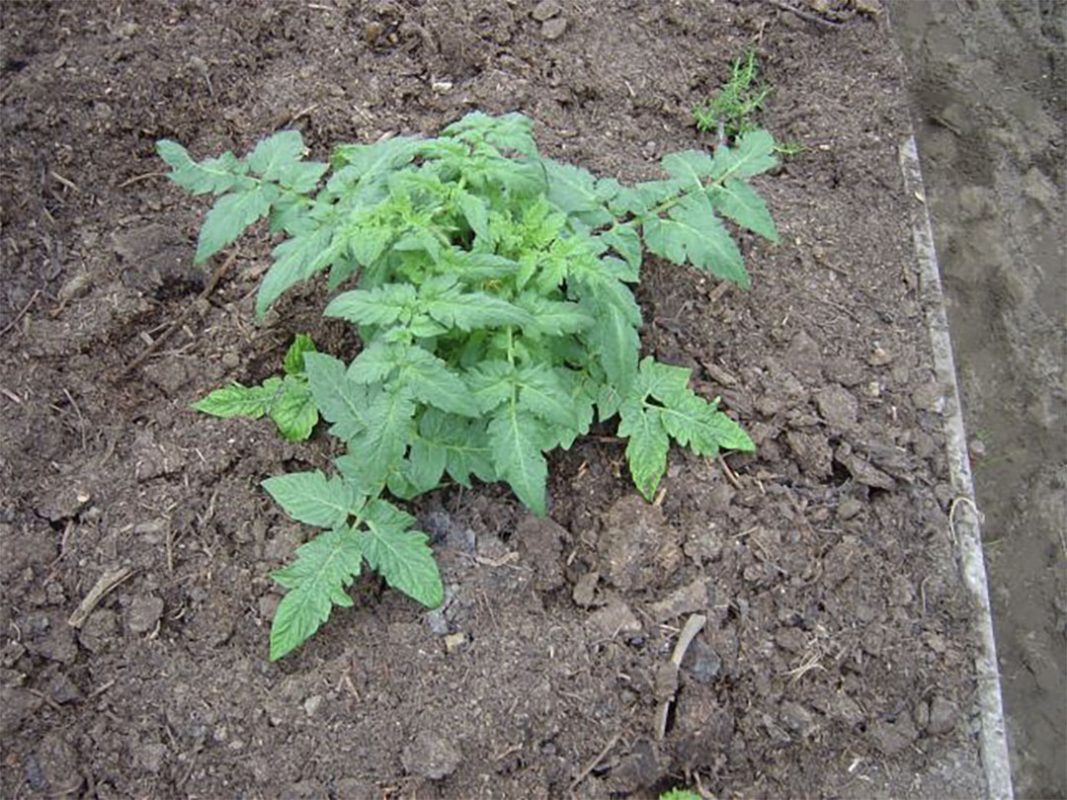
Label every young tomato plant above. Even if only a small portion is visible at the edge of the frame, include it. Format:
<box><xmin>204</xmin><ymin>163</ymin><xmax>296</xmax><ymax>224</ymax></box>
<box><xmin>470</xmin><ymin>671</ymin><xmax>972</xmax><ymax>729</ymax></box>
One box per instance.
<box><xmin>160</xmin><ymin>112</ymin><xmax>778</xmax><ymax>659</ymax></box>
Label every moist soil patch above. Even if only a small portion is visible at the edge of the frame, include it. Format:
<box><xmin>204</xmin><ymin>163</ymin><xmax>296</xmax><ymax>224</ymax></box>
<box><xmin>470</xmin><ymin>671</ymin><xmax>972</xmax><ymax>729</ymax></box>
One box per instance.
<box><xmin>1</xmin><ymin>2</ymin><xmax>986</xmax><ymax>797</ymax></box>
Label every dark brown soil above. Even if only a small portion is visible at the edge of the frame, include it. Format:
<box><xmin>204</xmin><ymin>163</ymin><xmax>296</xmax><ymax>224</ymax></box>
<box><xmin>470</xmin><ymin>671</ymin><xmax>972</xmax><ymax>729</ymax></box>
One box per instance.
<box><xmin>1</xmin><ymin>2</ymin><xmax>986</xmax><ymax>798</ymax></box>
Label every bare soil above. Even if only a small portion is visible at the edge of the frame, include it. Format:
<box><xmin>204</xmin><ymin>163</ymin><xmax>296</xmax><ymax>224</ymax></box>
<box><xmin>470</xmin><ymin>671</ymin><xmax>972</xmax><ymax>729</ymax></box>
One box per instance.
<box><xmin>2</xmin><ymin>2</ymin><xmax>994</xmax><ymax>798</ymax></box>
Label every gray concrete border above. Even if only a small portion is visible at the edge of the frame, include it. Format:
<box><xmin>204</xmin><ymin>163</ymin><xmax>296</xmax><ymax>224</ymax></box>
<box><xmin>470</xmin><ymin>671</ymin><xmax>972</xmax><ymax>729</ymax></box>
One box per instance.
<box><xmin>899</xmin><ymin>136</ymin><xmax>1014</xmax><ymax>800</ymax></box>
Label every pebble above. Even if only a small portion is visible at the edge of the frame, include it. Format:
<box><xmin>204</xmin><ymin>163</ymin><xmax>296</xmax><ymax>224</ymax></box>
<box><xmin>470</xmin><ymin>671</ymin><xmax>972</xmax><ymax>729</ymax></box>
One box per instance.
<box><xmin>586</xmin><ymin>598</ymin><xmax>641</xmax><ymax>638</ymax></box>
<box><xmin>125</xmin><ymin>594</ymin><xmax>164</xmax><ymax>635</ymax></box>
<box><xmin>443</xmin><ymin>632</ymin><xmax>467</xmax><ymax>653</ymax></box>
<box><xmin>868</xmin><ymin>345</ymin><xmax>893</xmax><ymax>366</ymax></box>
<box><xmin>532</xmin><ymin>0</ymin><xmax>561</xmax><ymax>21</ymax></box>
<box><xmin>836</xmin><ymin>497</ymin><xmax>864</xmax><ymax>520</ymax></box>
<box><xmin>926</xmin><ymin>696</ymin><xmax>958</xmax><ymax>735</ymax></box>
<box><xmin>303</xmin><ymin>694</ymin><xmax>323</xmax><ymax>716</ymax></box>
<box><xmin>571</xmin><ymin>571</ymin><xmax>599</xmax><ymax>608</ymax></box>
<box><xmin>683</xmin><ymin>637</ymin><xmax>721</xmax><ymax>684</ymax></box>
<box><xmin>541</xmin><ymin>17</ymin><xmax>567</xmax><ymax>40</ymax></box>
<box><xmin>401</xmin><ymin>730</ymin><xmax>461</xmax><ymax>780</ymax></box>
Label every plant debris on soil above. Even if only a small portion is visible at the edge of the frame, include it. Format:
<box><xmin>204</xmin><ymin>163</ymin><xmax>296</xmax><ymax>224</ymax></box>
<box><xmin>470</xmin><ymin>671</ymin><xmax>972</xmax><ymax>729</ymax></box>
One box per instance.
<box><xmin>1</xmin><ymin>1</ymin><xmax>991</xmax><ymax>797</ymax></box>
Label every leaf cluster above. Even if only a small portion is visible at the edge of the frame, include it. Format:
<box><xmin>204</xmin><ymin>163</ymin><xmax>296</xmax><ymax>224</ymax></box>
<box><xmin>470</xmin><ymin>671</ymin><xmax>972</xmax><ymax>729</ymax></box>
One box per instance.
<box><xmin>693</xmin><ymin>49</ymin><xmax>771</xmax><ymax>140</ymax></box>
<box><xmin>192</xmin><ymin>334</ymin><xmax>319</xmax><ymax>441</ymax></box>
<box><xmin>163</xmin><ymin>112</ymin><xmax>778</xmax><ymax>658</ymax></box>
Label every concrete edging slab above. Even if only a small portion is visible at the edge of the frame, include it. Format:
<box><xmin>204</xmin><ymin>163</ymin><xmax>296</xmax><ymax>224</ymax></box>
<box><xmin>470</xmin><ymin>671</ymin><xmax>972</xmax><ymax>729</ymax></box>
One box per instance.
<box><xmin>899</xmin><ymin>136</ymin><xmax>1014</xmax><ymax>800</ymax></box>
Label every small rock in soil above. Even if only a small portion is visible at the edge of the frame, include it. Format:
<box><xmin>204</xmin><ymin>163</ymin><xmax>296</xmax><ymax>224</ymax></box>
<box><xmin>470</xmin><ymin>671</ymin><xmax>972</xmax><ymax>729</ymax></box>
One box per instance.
<box><xmin>836</xmin><ymin>497</ymin><xmax>864</xmax><ymax>520</ymax></box>
<box><xmin>134</xmin><ymin>741</ymin><xmax>169</xmax><ymax>773</ymax></box>
<box><xmin>132</xmin><ymin>429</ymin><xmax>186</xmax><ymax>481</ymax></box>
<box><xmin>0</xmin><ymin>686</ymin><xmax>43</xmax><ymax>736</ymax></box>
<box><xmin>303</xmin><ymin>695</ymin><xmax>323</xmax><ymax>716</ymax></box>
<box><xmin>541</xmin><ymin>17</ymin><xmax>567</xmax><ymax>40</ymax></box>
<box><xmin>572</xmin><ymin>571</ymin><xmax>599</xmax><ymax>607</ymax></box>
<box><xmin>604</xmin><ymin>739</ymin><xmax>664</xmax><ymax>794</ymax></box>
<box><xmin>531</xmin><ymin>0</ymin><xmax>561</xmax><ymax>21</ymax></box>
<box><xmin>35</xmin><ymin>486</ymin><xmax>92</xmax><ymax>523</ymax></box>
<box><xmin>648</xmin><ymin>577</ymin><xmax>712</xmax><ymax>623</ymax></box>
<box><xmin>786</xmin><ymin>429</ymin><xmax>833</xmax><ymax>478</ymax></box>
<box><xmin>22</xmin><ymin>611</ymin><xmax>78</xmax><ymax>664</ymax></box>
<box><xmin>28</xmin><ymin>732</ymin><xmax>83</xmax><ymax>795</ymax></box>
<box><xmin>586</xmin><ymin>597</ymin><xmax>641</xmax><ymax>638</ymax></box>
<box><xmin>869</xmin><ymin>714</ymin><xmax>919</xmax><ymax>756</ymax></box>
<box><xmin>925</xmin><ymin>695</ymin><xmax>959</xmax><ymax>735</ymax></box>
<box><xmin>911</xmin><ymin>381</ymin><xmax>944</xmax><ymax>414</ymax></box>
<box><xmin>125</xmin><ymin>594</ymin><xmax>164</xmax><ymax>635</ymax></box>
<box><xmin>814</xmin><ymin>384</ymin><xmax>859</xmax><ymax>430</ymax></box>
<box><xmin>515</xmin><ymin>514</ymin><xmax>566</xmax><ymax>592</ymax></box>
<box><xmin>681</xmin><ymin>636</ymin><xmax>721</xmax><ymax>684</ymax></box>
<box><xmin>401</xmin><ymin>730</ymin><xmax>461</xmax><ymax>780</ymax></box>
<box><xmin>443</xmin><ymin>632</ymin><xmax>467</xmax><ymax>653</ymax></box>
<box><xmin>868</xmin><ymin>345</ymin><xmax>894</xmax><ymax>366</ymax></box>
<box><xmin>842</xmin><ymin>455</ymin><xmax>896</xmax><ymax>490</ymax></box>
<box><xmin>47</xmin><ymin>671</ymin><xmax>83</xmax><ymax>704</ymax></box>
<box><xmin>774</xmin><ymin>626</ymin><xmax>807</xmax><ymax>654</ymax></box>
<box><xmin>78</xmin><ymin>608</ymin><xmax>118</xmax><ymax>653</ymax></box>
<box><xmin>779</xmin><ymin>701</ymin><xmax>818</xmax><ymax>738</ymax></box>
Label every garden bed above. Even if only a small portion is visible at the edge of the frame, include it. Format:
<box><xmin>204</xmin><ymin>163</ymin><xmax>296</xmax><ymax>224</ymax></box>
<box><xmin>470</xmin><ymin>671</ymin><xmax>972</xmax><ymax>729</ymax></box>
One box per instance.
<box><xmin>1</xmin><ymin>1</ymin><xmax>993</xmax><ymax>797</ymax></box>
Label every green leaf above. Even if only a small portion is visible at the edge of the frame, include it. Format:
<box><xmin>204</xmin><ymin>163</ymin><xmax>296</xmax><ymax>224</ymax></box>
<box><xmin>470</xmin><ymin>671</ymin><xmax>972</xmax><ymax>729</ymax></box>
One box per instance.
<box><xmin>275</xmin><ymin>160</ymin><xmax>329</xmax><ymax>193</ymax></box>
<box><xmin>283</xmin><ymin>334</ymin><xmax>317</xmax><ymax>375</ymax></box>
<box><xmin>421</xmin><ymin>277</ymin><xmax>532</xmax><ymax>331</ymax></box>
<box><xmin>157</xmin><ymin>140</ymin><xmax>245</xmax><ymax>195</ymax></box>
<box><xmin>444</xmin><ymin>251</ymin><xmax>521</xmax><ymax>282</ymax></box>
<box><xmin>517</xmin><ymin>293</ymin><xmax>595</xmax><ymax>338</ymax></box>
<box><xmin>262</xmin><ymin>470</ymin><xmax>364</xmax><ymax>529</ymax></box>
<box><xmin>618</xmin><ymin>400</ymin><xmax>670</xmax><ymax>500</ymax></box>
<box><xmin>636</xmin><ymin>357</ymin><xmax>692</xmax><ymax>403</ymax></box>
<box><xmin>347</xmin><ymin>342</ymin><xmax>402</xmax><ymax>384</ymax></box>
<box><xmin>304</xmin><ymin>352</ymin><xmax>368</xmax><ymax>441</ymax></box>
<box><xmin>465</xmin><ymin>360</ymin><xmax>516</xmax><ymax>413</ymax></box>
<box><xmin>710</xmin><ymin>129</ymin><xmax>778</xmax><ymax>181</ymax></box>
<box><xmin>543</xmin><ymin>158</ymin><xmax>614</xmax><ymax>225</ymax></box>
<box><xmin>661</xmin><ymin>150</ymin><xmax>717</xmax><ymax>190</ymax></box>
<box><xmin>247</xmin><ymin>130</ymin><xmax>306</xmax><ymax>181</ymax></box>
<box><xmin>441</xmin><ymin>111</ymin><xmax>537</xmax><ymax>156</ymax></box>
<box><xmin>418</xmin><ymin>409</ymin><xmax>495</xmax><ymax>486</ymax></box>
<box><xmin>360</xmin><ymin>510</ymin><xmax>443</xmax><ymax>608</ymax></box>
<box><xmin>458</xmin><ymin>191</ymin><xmax>489</xmax><ymax>239</ymax></box>
<box><xmin>516</xmin><ymin>363</ymin><xmax>580</xmax><ymax>430</ymax></box>
<box><xmin>584</xmin><ymin>300</ymin><xmax>640</xmax><ymax>395</ymax></box>
<box><xmin>331</xmin><ymin>136</ymin><xmax>421</xmax><ymax>179</ymax></box>
<box><xmin>195</xmin><ymin>183</ymin><xmax>279</xmax><ymax>264</ymax></box>
<box><xmin>403</xmin><ymin>436</ymin><xmax>448</xmax><ymax>495</ymax></box>
<box><xmin>487</xmin><ymin>405</ymin><xmax>548</xmax><ymax>515</ymax></box>
<box><xmin>708</xmin><ymin>178</ymin><xmax>778</xmax><ymax>242</ymax></box>
<box><xmin>192</xmin><ymin>379</ymin><xmax>281</xmax><ymax>419</ymax></box>
<box><xmin>401</xmin><ymin>348</ymin><xmax>480</xmax><ymax>418</ymax></box>
<box><xmin>599</xmin><ymin>224</ymin><xmax>643</xmax><ymax>274</ymax></box>
<box><xmin>324</xmin><ymin>283</ymin><xmax>417</xmax><ymax>327</ymax></box>
<box><xmin>268</xmin><ymin>377</ymin><xmax>319</xmax><ymax>441</ymax></box>
<box><xmin>659</xmin><ymin>391</ymin><xmax>755</xmax><ymax>456</ymax></box>
<box><xmin>643</xmin><ymin>191</ymin><xmax>747</xmax><ymax>287</ymax></box>
<box><xmin>269</xmin><ymin>527</ymin><xmax>364</xmax><ymax>660</ymax></box>
<box><xmin>340</xmin><ymin>385</ymin><xmax>416</xmax><ymax>487</ymax></box>
<box><xmin>256</xmin><ymin>227</ymin><xmax>335</xmax><ymax>317</ymax></box>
